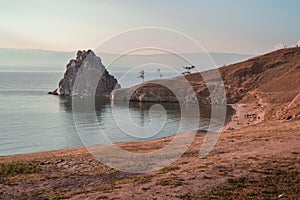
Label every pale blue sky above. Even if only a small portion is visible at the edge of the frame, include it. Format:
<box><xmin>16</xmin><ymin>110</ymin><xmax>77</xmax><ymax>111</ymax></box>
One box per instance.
<box><xmin>0</xmin><ymin>0</ymin><xmax>299</xmax><ymax>54</ymax></box>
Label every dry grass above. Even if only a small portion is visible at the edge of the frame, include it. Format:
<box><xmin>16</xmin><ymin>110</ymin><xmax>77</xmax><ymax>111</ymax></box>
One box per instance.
<box><xmin>158</xmin><ymin>166</ymin><xmax>180</xmax><ymax>174</ymax></box>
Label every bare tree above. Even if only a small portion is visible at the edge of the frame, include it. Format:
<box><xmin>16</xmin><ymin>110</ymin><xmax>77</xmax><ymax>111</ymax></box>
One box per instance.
<box><xmin>157</xmin><ymin>69</ymin><xmax>163</xmax><ymax>78</ymax></box>
<box><xmin>182</xmin><ymin>65</ymin><xmax>195</xmax><ymax>75</ymax></box>
<box><xmin>137</xmin><ymin>70</ymin><xmax>145</xmax><ymax>82</ymax></box>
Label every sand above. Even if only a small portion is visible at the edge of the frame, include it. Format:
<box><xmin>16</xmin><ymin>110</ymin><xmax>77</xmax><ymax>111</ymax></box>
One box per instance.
<box><xmin>0</xmin><ymin>116</ymin><xmax>299</xmax><ymax>199</ymax></box>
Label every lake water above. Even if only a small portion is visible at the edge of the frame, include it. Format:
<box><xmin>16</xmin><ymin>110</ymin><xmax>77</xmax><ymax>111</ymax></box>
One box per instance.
<box><xmin>0</xmin><ymin>71</ymin><xmax>230</xmax><ymax>156</ymax></box>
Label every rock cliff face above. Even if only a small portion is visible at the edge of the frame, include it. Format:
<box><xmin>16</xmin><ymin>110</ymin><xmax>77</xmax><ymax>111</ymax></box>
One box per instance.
<box><xmin>50</xmin><ymin>50</ymin><xmax>120</xmax><ymax>97</ymax></box>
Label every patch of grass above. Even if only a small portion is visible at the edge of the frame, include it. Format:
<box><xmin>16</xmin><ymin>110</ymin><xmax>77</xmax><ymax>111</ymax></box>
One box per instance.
<box><xmin>0</xmin><ymin>162</ymin><xmax>40</xmax><ymax>177</ymax></box>
<box><xmin>96</xmin><ymin>196</ymin><xmax>108</xmax><ymax>199</ymax></box>
<box><xmin>0</xmin><ymin>162</ymin><xmax>41</xmax><ymax>184</ymax></box>
<box><xmin>4</xmin><ymin>173</ymin><xmax>43</xmax><ymax>185</ymax></box>
<box><xmin>97</xmin><ymin>185</ymin><xmax>117</xmax><ymax>192</ymax></box>
<box><xmin>158</xmin><ymin>166</ymin><xmax>180</xmax><ymax>174</ymax></box>
<box><xmin>48</xmin><ymin>194</ymin><xmax>65</xmax><ymax>200</ymax></box>
<box><xmin>97</xmin><ymin>185</ymin><xmax>121</xmax><ymax>193</ymax></box>
<box><xmin>29</xmin><ymin>191</ymin><xmax>40</xmax><ymax>197</ymax></box>
<box><xmin>197</xmin><ymin>165</ymin><xmax>209</xmax><ymax>169</ymax></box>
<box><xmin>175</xmin><ymin>193</ymin><xmax>191</xmax><ymax>199</ymax></box>
<box><xmin>181</xmin><ymin>169</ymin><xmax>190</xmax><ymax>173</ymax></box>
<box><xmin>183</xmin><ymin>150</ymin><xmax>198</xmax><ymax>157</ymax></box>
<box><xmin>135</xmin><ymin>175</ymin><xmax>152</xmax><ymax>184</ymax></box>
<box><xmin>156</xmin><ymin>178</ymin><xmax>172</xmax><ymax>186</ymax></box>
<box><xmin>44</xmin><ymin>173</ymin><xmax>67</xmax><ymax>180</ymax></box>
<box><xmin>156</xmin><ymin>176</ymin><xmax>184</xmax><ymax>187</ymax></box>
<box><xmin>201</xmin><ymin>157</ymin><xmax>300</xmax><ymax>199</ymax></box>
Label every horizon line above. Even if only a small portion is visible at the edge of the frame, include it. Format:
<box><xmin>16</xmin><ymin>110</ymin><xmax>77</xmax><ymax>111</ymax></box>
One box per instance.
<box><xmin>0</xmin><ymin>47</ymin><xmax>255</xmax><ymax>56</ymax></box>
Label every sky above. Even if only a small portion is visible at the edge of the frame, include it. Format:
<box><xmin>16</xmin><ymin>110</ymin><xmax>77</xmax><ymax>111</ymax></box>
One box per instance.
<box><xmin>0</xmin><ymin>0</ymin><xmax>299</xmax><ymax>54</ymax></box>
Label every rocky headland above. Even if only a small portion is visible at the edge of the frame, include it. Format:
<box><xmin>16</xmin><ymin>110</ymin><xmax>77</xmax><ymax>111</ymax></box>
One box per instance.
<box><xmin>113</xmin><ymin>47</ymin><xmax>300</xmax><ymax>121</ymax></box>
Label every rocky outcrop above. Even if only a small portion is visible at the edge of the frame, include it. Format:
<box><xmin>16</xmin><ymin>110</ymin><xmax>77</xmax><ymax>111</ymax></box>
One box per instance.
<box><xmin>50</xmin><ymin>50</ymin><xmax>120</xmax><ymax>97</ymax></box>
<box><xmin>112</xmin><ymin>47</ymin><xmax>300</xmax><ymax>105</ymax></box>
<box><xmin>112</xmin><ymin>77</ymin><xmax>208</xmax><ymax>103</ymax></box>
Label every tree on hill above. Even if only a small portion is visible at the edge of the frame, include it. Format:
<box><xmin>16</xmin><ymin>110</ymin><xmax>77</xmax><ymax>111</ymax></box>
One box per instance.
<box><xmin>182</xmin><ymin>65</ymin><xmax>195</xmax><ymax>75</ymax></box>
<box><xmin>157</xmin><ymin>69</ymin><xmax>163</xmax><ymax>78</ymax></box>
<box><xmin>137</xmin><ymin>70</ymin><xmax>145</xmax><ymax>82</ymax></box>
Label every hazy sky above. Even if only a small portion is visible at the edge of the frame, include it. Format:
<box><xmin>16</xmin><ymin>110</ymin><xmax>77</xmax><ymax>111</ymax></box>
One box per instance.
<box><xmin>0</xmin><ymin>0</ymin><xmax>299</xmax><ymax>54</ymax></box>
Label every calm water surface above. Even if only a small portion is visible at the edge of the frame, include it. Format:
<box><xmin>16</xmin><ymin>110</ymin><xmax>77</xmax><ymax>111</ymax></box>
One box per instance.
<box><xmin>0</xmin><ymin>71</ymin><xmax>230</xmax><ymax>156</ymax></box>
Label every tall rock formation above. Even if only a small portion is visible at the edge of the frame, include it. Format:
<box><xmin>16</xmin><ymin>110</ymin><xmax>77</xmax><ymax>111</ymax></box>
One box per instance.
<box><xmin>50</xmin><ymin>50</ymin><xmax>120</xmax><ymax>97</ymax></box>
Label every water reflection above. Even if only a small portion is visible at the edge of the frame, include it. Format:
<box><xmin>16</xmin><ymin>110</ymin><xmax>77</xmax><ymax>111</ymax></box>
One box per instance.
<box><xmin>58</xmin><ymin>97</ymin><xmax>233</xmax><ymax>145</ymax></box>
<box><xmin>59</xmin><ymin>96</ymin><xmax>108</xmax><ymax>112</ymax></box>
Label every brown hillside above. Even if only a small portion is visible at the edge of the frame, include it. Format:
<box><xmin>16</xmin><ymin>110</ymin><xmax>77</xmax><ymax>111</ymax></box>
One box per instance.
<box><xmin>112</xmin><ymin>47</ymin><xmax>300</xmax><ymax>119</ymax></box>
<box><xmin>219</xmin><ymin>47</ymin><xmax>300</xmax><ymax>103</ymax></box>
<box><xmin>182</xmin><ymin>47</ymin><xmax>300</xmax><ymax>104</ymax></box>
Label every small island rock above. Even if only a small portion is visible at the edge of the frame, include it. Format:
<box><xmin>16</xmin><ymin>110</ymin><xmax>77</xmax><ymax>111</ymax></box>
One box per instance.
<box><xmin>50</xmin><ymin>50</ymin><xmax>120</xmax><ymax>97</ymax></box>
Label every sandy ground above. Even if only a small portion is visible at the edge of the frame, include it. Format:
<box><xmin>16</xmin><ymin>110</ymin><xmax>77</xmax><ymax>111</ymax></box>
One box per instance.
<box><xmin>0</xmin><ymin>116</ymin><xmax>299</xmax><ymax>199</ymax></box>
<box><xmin>224</xmin><ymin>103</ymin><xmax>267</xmax><ymax>131</ymax></box>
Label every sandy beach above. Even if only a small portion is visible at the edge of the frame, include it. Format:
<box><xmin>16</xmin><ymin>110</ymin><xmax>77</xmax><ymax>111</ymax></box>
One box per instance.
<box><xmin>1</xmin><ymin>115</ymin><xmax>299</xmax><ymax>199</ymax></box>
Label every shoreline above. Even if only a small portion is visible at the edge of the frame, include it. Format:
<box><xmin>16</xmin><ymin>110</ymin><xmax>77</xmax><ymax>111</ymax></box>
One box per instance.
<box><xmin>0</xmin><ymin>119</ymin><xmax>299</xmax><ymax>199</ymax></box>
<box><xmin>0</xmin><ymin>102</ymin><xmax>271</xmax><ymax>160</ymax></box>
<box><xmin>0</xmin><ymin>130</ymin><xmax>207</xmax><ymax>163</ymax></box>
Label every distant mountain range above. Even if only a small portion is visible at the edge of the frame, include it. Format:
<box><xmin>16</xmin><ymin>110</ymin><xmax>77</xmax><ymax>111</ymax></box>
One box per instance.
<box><xmin>0</xmin><ymin>48</ymin><xmax>253</xmax><ymax>72</ymax></box>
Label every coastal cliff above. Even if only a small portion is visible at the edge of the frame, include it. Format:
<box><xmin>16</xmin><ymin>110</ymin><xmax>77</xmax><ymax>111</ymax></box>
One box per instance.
<box><xmin>112</xmin><ymin>47</ymin><xmax>300</xmax><ymax>119</ymax></box>
<box><xmin>50</xmin><ymin>50</ymin><xmax>120</xmax><ymax>97</ymax></box>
